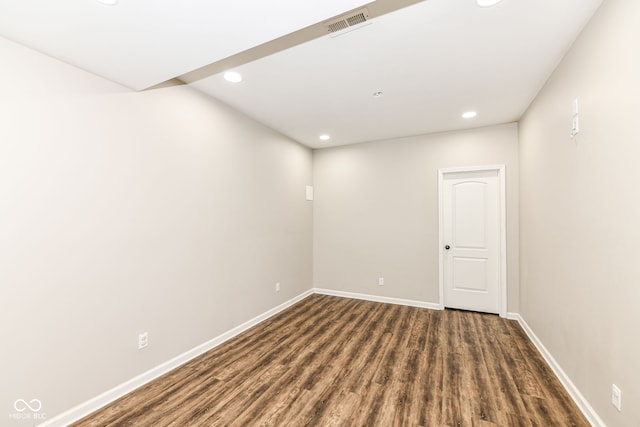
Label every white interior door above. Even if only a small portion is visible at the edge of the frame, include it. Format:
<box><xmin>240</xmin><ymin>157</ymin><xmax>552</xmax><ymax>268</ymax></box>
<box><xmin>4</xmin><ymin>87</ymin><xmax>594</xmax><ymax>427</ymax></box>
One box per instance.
<box><xmin>440</xmin><ymin>167</ymin><xmax>505</xmax><ymax>315</ymax></box>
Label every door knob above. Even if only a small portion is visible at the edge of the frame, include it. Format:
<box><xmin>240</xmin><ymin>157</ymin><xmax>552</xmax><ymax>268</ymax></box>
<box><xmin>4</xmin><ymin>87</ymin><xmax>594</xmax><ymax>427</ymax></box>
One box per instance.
<box><xmin>445</xmin><ymin>245</ymin><xmax>450</xmax><ymax>250</ymax></box>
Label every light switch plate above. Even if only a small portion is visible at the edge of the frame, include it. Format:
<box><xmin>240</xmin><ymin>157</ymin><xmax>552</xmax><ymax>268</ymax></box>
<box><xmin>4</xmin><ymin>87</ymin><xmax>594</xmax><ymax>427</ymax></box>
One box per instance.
<box><xmin>612</xmin><ymin>384</ymin><xmax>622</xmax><ymax>411</ymax></box>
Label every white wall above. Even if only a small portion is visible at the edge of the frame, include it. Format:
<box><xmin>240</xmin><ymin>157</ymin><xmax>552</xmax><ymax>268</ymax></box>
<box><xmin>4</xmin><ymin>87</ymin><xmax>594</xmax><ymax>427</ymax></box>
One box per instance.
<box><xmin>519</xmin><ymin>0</ymin><xmax>640</xmax><ymax>425</ymax></box>
<box><xmin>0</xmin><ymin>36</ymin><xmax>312</xmax><ymax>424</ymax></box>
<box><xmin>313</xmin><ymin>123</ymin><xmax>519</xmax><ymax>310</ymax></box>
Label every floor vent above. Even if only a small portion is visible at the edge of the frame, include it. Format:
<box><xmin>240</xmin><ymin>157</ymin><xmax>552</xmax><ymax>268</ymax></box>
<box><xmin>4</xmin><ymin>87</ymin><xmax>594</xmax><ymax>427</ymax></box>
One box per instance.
<box><xmin>325</xmin><ymin>8</ymin><xmax>370</xmax><ymax>34</ymax></box>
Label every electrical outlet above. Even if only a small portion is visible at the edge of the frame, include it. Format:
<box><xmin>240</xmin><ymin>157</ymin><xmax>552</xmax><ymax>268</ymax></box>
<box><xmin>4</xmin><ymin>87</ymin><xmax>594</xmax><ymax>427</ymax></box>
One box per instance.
<box><xmin>275</xmin><ymin>282</ymin><xmax>280</xmax><ymax>292</ymax></box>
<box><xmin>138</xmin><ymin>332</ymin><xmax>148</xmax><ymax>350</ymax></box>
<box><xmin>378</xmin><ymin>277</ymin><xmax>384</xmax><ymax>286</ymax></box>
<box><xmin>612</xmin><ymin>384</ymin><xmax>622</xmax><ymax>411</ymax></box>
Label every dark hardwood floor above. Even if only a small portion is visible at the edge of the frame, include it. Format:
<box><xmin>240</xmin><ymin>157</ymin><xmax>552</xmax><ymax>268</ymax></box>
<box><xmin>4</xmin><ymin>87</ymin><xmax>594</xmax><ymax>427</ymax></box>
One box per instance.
<box><xmin>73</xmin><ymin>294</ymin><xmax>589</xmax><ymax>426</ymax></box>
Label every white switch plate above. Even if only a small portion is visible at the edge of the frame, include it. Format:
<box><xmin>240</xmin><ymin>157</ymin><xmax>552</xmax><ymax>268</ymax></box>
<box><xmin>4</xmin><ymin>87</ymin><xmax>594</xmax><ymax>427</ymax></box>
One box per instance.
<box><xmin>138</xmin><ymin>332</ymin><xmax>148</xmax><ymax>350</ymax></box>
<box><xmin>571</xmin><ymin>98</ymin><xmax>580</xmax><ymax>137</ymax></box>
<box><xmin>276</xmin><ymin>282</ymin><xmax>280</xmax><ymax>292</ymax></box>
<box><xmin>612</xmin><ymin>384</ymin><xmax>622</xmax><ymax>411</ymax></box>
<box><xmin>305</xmin><ymin>185</ymin><xmax>314</xmax><ymax>201</ymax></box>
<box><xmin>378</xmin><ymin>277</ymin><xmax>384</xmax><ymax>286</ymax></box>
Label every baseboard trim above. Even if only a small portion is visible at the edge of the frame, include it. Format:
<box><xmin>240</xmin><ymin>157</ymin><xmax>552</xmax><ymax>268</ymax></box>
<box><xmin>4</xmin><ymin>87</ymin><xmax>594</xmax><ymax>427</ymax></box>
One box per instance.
<box><xmin>313</xmin><ymin>288</ymin><xmax>443</xmax><ymax>311</ymax></box>
<box><xmin>39</xmin><ymin>289</ymin><xmax>314</xmax><ymax>427</ymax></box>
<box><xmin>512</xmin><ymin>313</ymin><xmax>605</xmax><ymax>427</ymax></box>
<box><xmin>506</xmin><ymin>312</ymin><xmax>520</xmax><ymax>321</ymax></box>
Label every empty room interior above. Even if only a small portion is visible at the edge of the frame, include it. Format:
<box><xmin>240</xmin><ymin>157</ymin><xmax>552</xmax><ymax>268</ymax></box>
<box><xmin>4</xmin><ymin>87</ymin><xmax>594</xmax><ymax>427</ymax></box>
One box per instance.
<box><xmin>1</xmin><ymin>0</ymin><xmax>639</xmax><ymax>426</ymax></box>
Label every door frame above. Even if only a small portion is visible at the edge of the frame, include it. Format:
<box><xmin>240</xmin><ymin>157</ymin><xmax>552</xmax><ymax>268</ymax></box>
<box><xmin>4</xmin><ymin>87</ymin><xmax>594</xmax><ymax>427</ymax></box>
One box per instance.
<box><xmin>437</xmin><ymin>165</ymin><xmax>507</xmax><ymax>317</ymax></box>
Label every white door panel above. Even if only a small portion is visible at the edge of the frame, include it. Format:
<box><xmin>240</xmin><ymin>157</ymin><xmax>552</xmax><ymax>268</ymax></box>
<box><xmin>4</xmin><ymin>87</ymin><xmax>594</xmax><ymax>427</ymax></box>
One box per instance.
<box><xmin>440</xmin><ymin>168</ymin><xmax>504</xmax><ymax>314</ymax></box>
<box><xmin>452</xmin><ymin>257</ymin><xmax>487</xmax><ymax>292</ymax></box>
<box><xmin>453</xmin><ymin>181</ymin><xmax>487</xmax><ymax>248</ymax></box>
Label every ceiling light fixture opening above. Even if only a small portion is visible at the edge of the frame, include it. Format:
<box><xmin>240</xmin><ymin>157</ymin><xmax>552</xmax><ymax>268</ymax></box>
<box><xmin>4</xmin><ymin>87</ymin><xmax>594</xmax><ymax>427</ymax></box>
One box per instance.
<box><xmin>223</xmin><ymin>71</ymin><xmax>242</xmax><ymax>83</ymax></box>
<box><xmin>319</xmin><ymin>134</ymin><xmax>331</xmax><ymax>141</ymax></box>
<box><xmin>462</xmin><ymin>111</ymin><xmax>478</xmax><ymax>119</ymax></box>
<box><xmin>476</xmin><ymin>0</ymin><xmax>503</xmax><ymax>7</ymax></box>
<box><xmin>97</xmin><ymin>0</ymin><xmax>119</xmax><ymax>5</ymax></box>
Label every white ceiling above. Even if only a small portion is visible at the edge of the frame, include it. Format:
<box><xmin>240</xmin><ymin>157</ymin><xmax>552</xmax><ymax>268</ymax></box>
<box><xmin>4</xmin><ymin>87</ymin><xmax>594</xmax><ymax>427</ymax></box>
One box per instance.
<box><xmin>0</xmin><ymin>0</ymin><xmax>603</xmax><ymax>148</ymax></box>
<box><xmin>190</xmin><ymin>0</ymin><xmax>603</xmax><ymax>148</ymax></box>
<box><xmin>0</xmin><ymin>0</ymin><xmax>370</xmax><ymax>90</ymax></box>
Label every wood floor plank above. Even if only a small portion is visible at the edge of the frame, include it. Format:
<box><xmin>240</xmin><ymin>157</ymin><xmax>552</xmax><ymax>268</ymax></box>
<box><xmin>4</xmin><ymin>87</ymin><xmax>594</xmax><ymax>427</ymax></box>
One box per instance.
<box><xmin>416</xmin><ymin>308</ymin><xmax>445</xmax><ymax>426</ymax></box>
<box><xmin>473</xmin><ymin>312</ymin><xmax>531</xmax><ymax>419</ymax></box>
<box><xmin>440</xmin><ymin>309</ymin><xmax>465</xmax><ymax>427</ymax></box>
<box><xmin>458</xmin><ymin>312</ymin><xmax>499</xmax><ymax>425</ymax></box>
<box><xmin>72</xmin><ymin>295</ymin><xmax>590</xmax><ymax>427</ymax></box>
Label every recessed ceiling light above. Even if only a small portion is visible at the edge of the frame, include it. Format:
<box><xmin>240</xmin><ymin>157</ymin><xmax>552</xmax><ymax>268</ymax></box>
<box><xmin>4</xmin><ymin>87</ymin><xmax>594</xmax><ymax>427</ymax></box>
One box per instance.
<box><xmin>319</xmin><ymin>134</ymin><xmax>331</xmax><ymax>141</ymax></box>
<box><xmin>476</xmin><ymin>0</ymin><xmax>502</xmax><ymax>7</ymax></box>
<box><xmin>97</xmin><ymin>0</ymin><xmax>118</xmax><ymax>5</ymax></box>
<box><xmin>223</xmin><ymin>71</ymin><xmax>242</xmax><ymax>83</ymax></box>
<box><xmin>462</xmin><ymin>111</ymin><xmax>478</xmax><ymax>119</ymax></box>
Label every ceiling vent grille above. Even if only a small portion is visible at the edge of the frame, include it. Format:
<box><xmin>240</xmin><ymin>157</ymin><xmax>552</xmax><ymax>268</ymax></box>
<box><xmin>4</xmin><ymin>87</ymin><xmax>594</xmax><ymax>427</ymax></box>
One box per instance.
<box><xmin>325</xmin><ymin>8</ymin><xmax>370</xmax><ymax>34</ymax></box>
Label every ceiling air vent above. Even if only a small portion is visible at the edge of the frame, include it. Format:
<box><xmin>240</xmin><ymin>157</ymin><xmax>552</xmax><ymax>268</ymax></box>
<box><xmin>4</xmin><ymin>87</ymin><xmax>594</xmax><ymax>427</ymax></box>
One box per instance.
<box><xmin>325</xmin><ymin>8</ymin><xmax>370</xmax><ymax>35</ymax></box>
